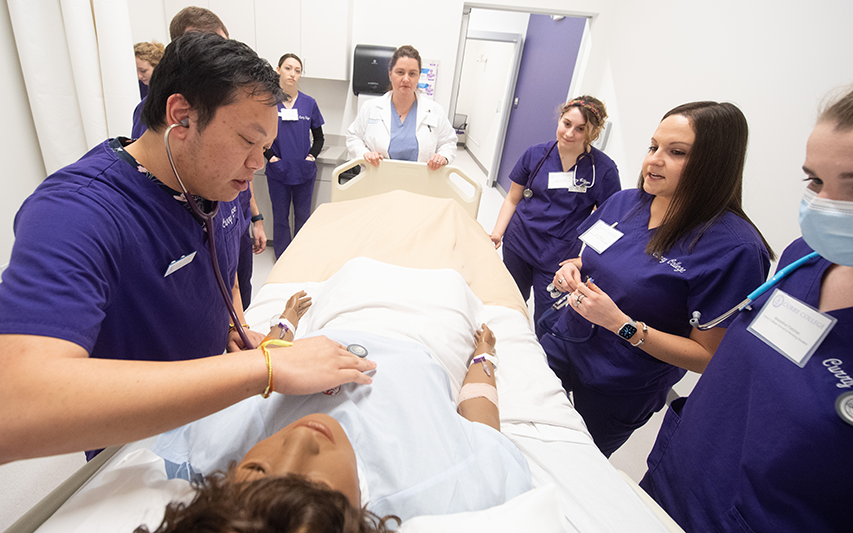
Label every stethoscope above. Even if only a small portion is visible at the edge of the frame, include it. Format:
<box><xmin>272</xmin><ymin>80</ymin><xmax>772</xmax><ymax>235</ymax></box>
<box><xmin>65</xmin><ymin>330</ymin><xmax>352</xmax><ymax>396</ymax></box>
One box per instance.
<box><xmin>690</xmin><ymin>251</ymin><xmax>821</xmax><ymax>330</ymax></box>
<box><xmin>523</xmin><ymin>141</ymin><xmax>596</xmax><ymax>199</ymax></box>
<box><xmin>538</xmin><ymin>277</ymin><xmax>598</xmax><ymax>343</ymax></box>
<box><xmin>164</xmin><ymin>121</ymin><xmax>254</xmax><ymax>350</ymax></box>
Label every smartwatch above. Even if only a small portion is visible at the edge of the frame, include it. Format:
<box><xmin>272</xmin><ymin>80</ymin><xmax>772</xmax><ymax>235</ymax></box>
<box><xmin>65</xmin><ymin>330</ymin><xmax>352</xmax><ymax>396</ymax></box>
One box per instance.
<box><xmin>251</xmin><ymin>213</ymin><xmax>264</xmax><ymax>223</ymax></box>
<box><xmin>617</xmin><ymin>318</ymin><xmax>638</xmax><ymax>341</ymax></box>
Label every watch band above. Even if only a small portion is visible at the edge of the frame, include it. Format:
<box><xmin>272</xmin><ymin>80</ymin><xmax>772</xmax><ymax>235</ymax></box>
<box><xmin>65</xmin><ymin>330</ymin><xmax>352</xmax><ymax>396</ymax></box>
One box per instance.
<box><xmin>631</xmin><ymin>322</ymin><xmax>648</xmax><ymax>347</ymax></box>
<box><xmin>251</xmin><ymin>213</ymin><xmax>264</xmax><ymax>223</ymax></box>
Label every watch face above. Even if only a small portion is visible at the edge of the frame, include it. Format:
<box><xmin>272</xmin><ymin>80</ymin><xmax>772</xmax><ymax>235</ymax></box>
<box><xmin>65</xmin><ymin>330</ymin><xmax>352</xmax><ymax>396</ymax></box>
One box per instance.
<box><xmin>618</xmin><ymin>323</ymin><xmax>637</xmax><ymax>339</ymax></box>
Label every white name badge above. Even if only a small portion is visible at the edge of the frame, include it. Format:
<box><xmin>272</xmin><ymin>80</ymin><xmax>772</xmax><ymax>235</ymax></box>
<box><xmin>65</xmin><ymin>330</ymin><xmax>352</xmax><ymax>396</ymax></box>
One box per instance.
<box><xmin>747</xmin><ymin>288</ymin><xmax>837</xmax><ymax>367</ymax></box>
<box><xmin>579</xmin><ymin>220</ymin><xmax>623</xmax><ymax>254</ymax></box>
<box><xmin>164</xmin><ymin>251</ymin><xmax>197</xmax><ymax>277</ymax></box>
<box><xmin>279</xmin><ymin>108</ymin><xmax>298</xmax><ymax>121</ymax></box>
<box><xmin>548</xmin><ymin>170</ymin><xmax>588</xmax><ymax>193</ymax></box>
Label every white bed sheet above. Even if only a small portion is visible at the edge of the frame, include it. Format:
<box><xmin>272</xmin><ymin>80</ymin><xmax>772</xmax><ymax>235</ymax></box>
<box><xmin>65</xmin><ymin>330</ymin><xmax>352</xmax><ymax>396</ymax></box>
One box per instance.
<box><xmin>34</xmin><ymin>259</ymin><xmax>669</xmax><ymax>533</ymax></box>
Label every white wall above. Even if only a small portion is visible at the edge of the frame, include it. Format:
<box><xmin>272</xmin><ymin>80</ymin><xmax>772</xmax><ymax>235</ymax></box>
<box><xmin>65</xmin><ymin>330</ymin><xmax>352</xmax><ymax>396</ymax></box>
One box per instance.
<box><xmin>575</xmin><ymin>0</ymin><xmax>853</xmax><ymax>257</ymax></box>
<box><xmin>0</xmin><ymin>0</ymin><xmax>47</xmax><ymax>267</ymax></box>
<box><xmin>4</xmin><ymin>0</ymin><xmax>853</xmax><ymax>273</ymax></box>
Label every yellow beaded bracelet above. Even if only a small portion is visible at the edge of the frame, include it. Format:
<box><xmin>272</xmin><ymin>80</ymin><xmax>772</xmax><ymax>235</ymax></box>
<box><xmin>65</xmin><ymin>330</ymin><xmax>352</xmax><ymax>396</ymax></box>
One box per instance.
<box><xmin>229</xmin><ymin>323</ymin><xmax>250</xmax><ymax>332</ymax></box>
<box><xmin>259</xmin><ymin>345</ymin><xmax>273</xmax><ymax>398</ymax></box>
<box><xmin>258</xmin><ymin>339</ymin><xmax>293</xmax><ymax>398</ymax></box>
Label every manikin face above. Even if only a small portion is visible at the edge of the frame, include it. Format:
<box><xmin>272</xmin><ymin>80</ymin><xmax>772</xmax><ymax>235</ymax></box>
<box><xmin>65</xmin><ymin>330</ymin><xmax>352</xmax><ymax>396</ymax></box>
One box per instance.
<box><xmin>136</xmin><ymin>58</ymin><xmax>154</xmax><ymax>86</ymax></box>
<box><xmin>802</xmin><ymin>121</ymin><xmax>853</xmax><ymax>202</ymax></box>
<box><xmin>176</xmin><ymin>91</ymin><xmax>277</xmax><ymax>202</ymax></box>
<box><xmin>277</xmin><ymin>57</ymin><xmax>303</xmax><ymax>91</ymax></box>
<box><xmin>556</xmin><ymin>107</ymin><xmax>587</xmax><ymax>149</ymax></box>
<box><xmin>389</xmin><ymin>57</ymin><xmax>420</xmax><ymax>98</ymax></box>
<box><xmin>233</xmin><ymin>414</ymin><xmax>361</xmax><ymax>508</ymax></box>
<box><xmin>642</xmin><ymin>114</ymin><xmax>695</xmax><ymax>200</ymax></box>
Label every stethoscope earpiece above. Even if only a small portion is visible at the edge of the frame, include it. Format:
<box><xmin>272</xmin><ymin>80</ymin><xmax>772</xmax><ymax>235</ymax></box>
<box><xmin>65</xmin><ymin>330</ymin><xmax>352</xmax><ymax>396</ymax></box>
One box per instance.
<box><xmin>180</xmin><ymin>118</ymin><xmax>189</xmax><ymax>127</ymax></box>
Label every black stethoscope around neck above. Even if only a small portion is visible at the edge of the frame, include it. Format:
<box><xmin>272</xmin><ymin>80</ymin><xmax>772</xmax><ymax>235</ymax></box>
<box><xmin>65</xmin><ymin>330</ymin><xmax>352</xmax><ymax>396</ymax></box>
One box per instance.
<box><xmin>523</xmin><ymin>141</ymin><xmax>596</xmax><ymax>199</ymax></box>
<box><xmin>164</xmin><ymin>121</ymin><xmax>254</xmax><ymax>350</ymax></box>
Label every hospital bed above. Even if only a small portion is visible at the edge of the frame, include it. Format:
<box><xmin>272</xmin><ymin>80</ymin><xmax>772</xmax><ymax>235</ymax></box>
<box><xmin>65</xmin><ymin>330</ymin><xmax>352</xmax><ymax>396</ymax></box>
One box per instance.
<box><xmin>10</xmin><ymin>163</ymin><xmax>682</xmax><ymax>533</ymax></box>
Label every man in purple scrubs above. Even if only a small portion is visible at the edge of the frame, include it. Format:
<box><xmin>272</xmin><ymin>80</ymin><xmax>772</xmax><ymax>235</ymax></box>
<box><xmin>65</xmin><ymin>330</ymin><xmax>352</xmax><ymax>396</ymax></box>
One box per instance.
<box><xmin>0</xmin><ymin>32</ymin><xmax>375</xmax><ymax>466</ymax></box>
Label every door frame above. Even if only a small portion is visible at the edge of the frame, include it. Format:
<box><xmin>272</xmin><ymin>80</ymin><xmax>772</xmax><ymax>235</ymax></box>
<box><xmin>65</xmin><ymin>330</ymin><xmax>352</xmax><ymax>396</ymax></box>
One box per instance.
<box><xmin>449</xmin><ymin>5</ymin><xmax>594</xmax><ymax>189</ymax></box>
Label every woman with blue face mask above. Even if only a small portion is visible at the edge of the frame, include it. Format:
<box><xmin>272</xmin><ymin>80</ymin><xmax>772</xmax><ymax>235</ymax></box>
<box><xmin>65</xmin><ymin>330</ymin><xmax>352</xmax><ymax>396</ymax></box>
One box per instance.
<box><xmin>640</xmin><ymin>88</ymin><xmax>853</xmax><ymax>533</ymax></box>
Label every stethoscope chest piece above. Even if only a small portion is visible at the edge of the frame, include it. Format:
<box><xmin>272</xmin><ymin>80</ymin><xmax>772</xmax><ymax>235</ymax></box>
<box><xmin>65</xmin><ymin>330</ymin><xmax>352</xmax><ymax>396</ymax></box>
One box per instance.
<box><xmin>347</xmin><ymin>344</ymin><xmax>368</xmax><ymax>357</ymax></box>
<box><xmin>523</xmin><ymin>188</ymin><xmax>533</xmax><ymax>199</ymax></box>
<box><xmin>836</xmin><ymin>391</ymin><xmax>853</xmax><ymax>427</ymax></box>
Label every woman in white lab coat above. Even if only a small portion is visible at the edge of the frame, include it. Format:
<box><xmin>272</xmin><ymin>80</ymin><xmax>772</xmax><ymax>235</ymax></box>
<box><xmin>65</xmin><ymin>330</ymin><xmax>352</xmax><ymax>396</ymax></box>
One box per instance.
<box><xmin>346</xmin><ymin>45</ymin><xmax>457</xmax><ymax>170</ymax></box>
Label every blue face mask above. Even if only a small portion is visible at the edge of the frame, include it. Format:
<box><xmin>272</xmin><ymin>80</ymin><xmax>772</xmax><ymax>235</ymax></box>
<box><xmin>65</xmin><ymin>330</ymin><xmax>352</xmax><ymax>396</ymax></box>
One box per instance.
<box><xmin>798</xmin><ymin>189</ymin><xmax>853</xmax><ymax>266</ymax></box>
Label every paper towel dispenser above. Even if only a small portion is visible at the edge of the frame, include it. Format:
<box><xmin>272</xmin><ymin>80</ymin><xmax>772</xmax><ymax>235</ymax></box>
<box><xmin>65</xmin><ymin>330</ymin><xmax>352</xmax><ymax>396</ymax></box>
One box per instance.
<box><xmin>352</xmin><ymin>44</ymin><xmax>396</xmax><ymax>96</ymax></box>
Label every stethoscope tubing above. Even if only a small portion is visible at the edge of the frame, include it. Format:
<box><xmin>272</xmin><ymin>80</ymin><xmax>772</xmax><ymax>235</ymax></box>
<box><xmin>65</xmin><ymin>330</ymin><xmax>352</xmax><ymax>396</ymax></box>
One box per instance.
<box><xmin>693</xmin><ymin>251</ymin><xmax>821</xmax><ymax>330</ymax></box>
<box><xmin>164</xmin><ymin>124</ymin><xmax>254</xmax><ymax>350</ymax></box>
<box><xmin>537</xmin><ymin>293</ymin><xmax>598</xmax><ymax>343</ymax></box>
<box><xmin>523</xmin><ymin>142</ymin><xmax>596</xmax><ymax>199</ymax></box>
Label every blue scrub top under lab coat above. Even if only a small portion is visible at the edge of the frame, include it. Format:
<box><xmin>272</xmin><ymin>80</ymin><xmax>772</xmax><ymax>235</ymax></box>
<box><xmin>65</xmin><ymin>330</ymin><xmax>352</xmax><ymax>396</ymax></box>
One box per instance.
<box><xmin>388</xmin><ymin>97</ymin><xmax>418</xmax><ymax>161</ymax></box>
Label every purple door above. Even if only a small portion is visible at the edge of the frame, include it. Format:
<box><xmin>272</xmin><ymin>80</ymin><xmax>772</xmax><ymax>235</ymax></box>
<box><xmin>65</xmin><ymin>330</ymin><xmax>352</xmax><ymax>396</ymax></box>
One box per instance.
<box><xmin>495</xmin><ymin>15</ymin><xmax>586</xmax><ymax>192</ymax></box>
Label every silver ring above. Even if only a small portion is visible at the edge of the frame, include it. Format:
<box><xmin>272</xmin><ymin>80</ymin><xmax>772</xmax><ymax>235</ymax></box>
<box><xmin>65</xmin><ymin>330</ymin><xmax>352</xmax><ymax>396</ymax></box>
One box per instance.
<box><xmin>559</xmin><ymin>278</ymin><xmax>565</xmax><ymax>285</ymax></box>
<box><xmin>578</xmin><ymin>293</ymin><xmax>586</xmax><ymax>303</ymax></box>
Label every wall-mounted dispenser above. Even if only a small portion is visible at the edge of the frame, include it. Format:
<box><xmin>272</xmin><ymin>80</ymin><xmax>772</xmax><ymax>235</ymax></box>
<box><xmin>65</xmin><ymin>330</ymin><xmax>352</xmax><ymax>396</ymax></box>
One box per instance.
<box><xmin>352</xmin><ymin>44</ymin><xmax>396</xmax><ymax>96</ymax></box>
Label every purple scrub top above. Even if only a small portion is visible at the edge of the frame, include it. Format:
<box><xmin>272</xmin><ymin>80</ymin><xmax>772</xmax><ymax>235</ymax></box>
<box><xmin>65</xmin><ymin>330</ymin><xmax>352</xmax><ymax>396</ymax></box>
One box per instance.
<box><xmin>503</xmin><ymin>143</ymin><xmax>620</xmax><ymax>268</ymax></box>
<box><xmin>550</xmin><ymin>189</ymin><xmax>771</xmax><ymax>392</ymax></box>
<box><xmin>642</xmin><ymin>238</ymin><xmax>853</xmax><ymax>532</ymax></box>
<box><xmin>266</xmin><ymin>92</ymin><xmax>324</xmax><ymax>186</ymax></box>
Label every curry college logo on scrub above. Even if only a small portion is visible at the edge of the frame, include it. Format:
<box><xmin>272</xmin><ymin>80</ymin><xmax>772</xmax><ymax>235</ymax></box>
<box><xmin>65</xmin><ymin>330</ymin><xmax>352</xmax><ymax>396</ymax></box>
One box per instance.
<box><xmin>221</xmin><ymin>205</ymin><xmax>238</xmax><ymax>229</ymax></box>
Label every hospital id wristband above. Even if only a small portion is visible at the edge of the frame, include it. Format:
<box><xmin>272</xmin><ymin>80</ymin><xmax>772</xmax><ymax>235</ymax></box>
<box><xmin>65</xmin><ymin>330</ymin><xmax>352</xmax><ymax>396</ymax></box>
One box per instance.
<box><xmin>270</xmin><ymin>315</ymin><xmax>296</xmax><ymax>335</ymax></box>
<box><xmin>470</xmin><ymin>352</ymin><xmax>498</xmax><ymax>372</ymax></box>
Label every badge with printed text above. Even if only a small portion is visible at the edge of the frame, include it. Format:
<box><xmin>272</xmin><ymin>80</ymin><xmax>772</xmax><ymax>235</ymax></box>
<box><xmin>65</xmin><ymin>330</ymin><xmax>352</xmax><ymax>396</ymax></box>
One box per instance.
<box><xmin>579</xmin><ymin>220</ymin><xmax>623</xmax><ymax>254</ymax></box>
<box><xmin>747</xmin><ymin>288</ymin><xmax>837</xmax><ymax>367</ymax></box>
<box><xmin>548</xmin><ymin>170</ymin><xmax>586</xmax><ymax>193</ymax></box>
<box><xmin>279</xmin><ymin>108</ymin><xmax>298</xmax><ymax>121</ymax></box>
<box><xmin>164</xmin><ymin>251</ymin><xmax>197</xmax><ymax>277</ymax></box>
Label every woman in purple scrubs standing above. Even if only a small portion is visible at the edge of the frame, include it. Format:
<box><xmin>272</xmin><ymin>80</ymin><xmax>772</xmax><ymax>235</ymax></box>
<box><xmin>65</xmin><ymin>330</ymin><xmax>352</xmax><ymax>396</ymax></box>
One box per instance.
<box><xmin>641</xmin><ymin>88</ymin><xmax>853</xmax><ymax>533</ymax></box>
<box><xmin>543</xmin><ymin>101</ymin><xmax>774</xmax><ymax>457</ymax></box>
<box><xmin>490</xmin><ymin>97</ymin><xmax>621</xmax><ymax>338</ymax></box>
<box><xmin>265</xmin><ymin>53</ymin><xmax>325</xmax><ymax>258</ymax></box>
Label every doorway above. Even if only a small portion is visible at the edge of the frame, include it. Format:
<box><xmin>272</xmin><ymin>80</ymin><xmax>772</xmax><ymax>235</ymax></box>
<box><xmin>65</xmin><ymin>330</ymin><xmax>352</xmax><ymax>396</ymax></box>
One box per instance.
<box><xmin>449</xmin><ymin>7</ymin><xmax>589</xmax><ymax>191</ymax></box>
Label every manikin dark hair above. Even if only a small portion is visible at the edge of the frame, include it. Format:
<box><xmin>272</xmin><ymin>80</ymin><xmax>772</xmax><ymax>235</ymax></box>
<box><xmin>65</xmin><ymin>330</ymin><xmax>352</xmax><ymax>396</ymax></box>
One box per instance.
<box><xmin>636</xmin><ymin>101</ymin><xmax>774</xmax><ymax>259</ymax></box>
<box><xmin>141</xmin><ymin>32</ymin><xmax>283</xmax><ymax>134</ymax></box>
<box><xmin>134</xmin><ymin>473</ymin><xmax>399</xmax><ymax>533</ymax></box>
